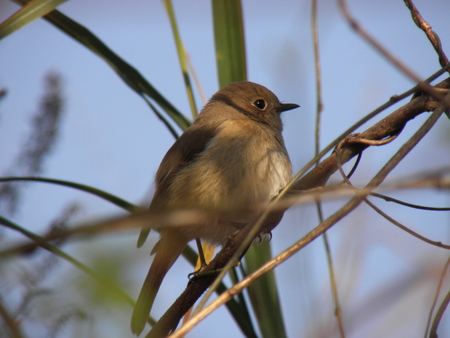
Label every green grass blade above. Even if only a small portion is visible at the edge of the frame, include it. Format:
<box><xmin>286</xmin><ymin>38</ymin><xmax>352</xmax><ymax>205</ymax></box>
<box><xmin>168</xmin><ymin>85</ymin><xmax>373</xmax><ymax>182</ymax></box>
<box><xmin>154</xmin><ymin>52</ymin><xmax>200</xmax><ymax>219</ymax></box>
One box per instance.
<box><xmin>163</xmin><ymin>0</ymin><xmax>198</xmax><ymax>118</ymax></box>
<box><xmin>0</xmin><ymin>214</ymin><xmax>137</xmax><ymax>307</ymax></box>
<box><xmin>13</xmin><ymin>0</ymin><xmax>191</xmax><ymax>133</ymax></box>
<box><xmin>0</xmin><ymin>176</ymin><xmax>141</xmax><ymax>213</ymax></box>
<box><xmin>212</xmin><ymin>1</ymin><xmax>287</xmax><ymax>337</ymax></box>
<box><xmin>0</xmin><ymin>0</ymin><xmax>67</xmax><ymax>39</ymax></box>
<box><xmin>212</xmin><ymin>0</ymin><xmax>247</xmax><ymax>87</ymax></box>
<box><xmin>245</xmin><ymin>242</ymin><xmax>287</xmax><ymax>338</ymax></box>
<box><xmin>45</xmin><ymin>10</ymin><xmax>191</xmax><ymax>132</ymax></box>
<box><xmin>226</xmin><ymin>267</ymin><xmax>258</xmax><ymax>338</ymax></box>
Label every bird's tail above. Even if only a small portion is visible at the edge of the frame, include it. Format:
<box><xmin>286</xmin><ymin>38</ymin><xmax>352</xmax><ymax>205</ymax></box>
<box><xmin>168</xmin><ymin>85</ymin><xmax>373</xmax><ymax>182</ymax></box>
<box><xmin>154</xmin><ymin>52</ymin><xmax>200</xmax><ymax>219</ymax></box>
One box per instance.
<box><xmin>131</xmin><ymin>229</ymin><xmax>188</xmax><ymax>335</ymax></box>
<box><xmin>137</xmin><ymin>228</ymin><xmax>150</xmax><ymax>248</ymax></box>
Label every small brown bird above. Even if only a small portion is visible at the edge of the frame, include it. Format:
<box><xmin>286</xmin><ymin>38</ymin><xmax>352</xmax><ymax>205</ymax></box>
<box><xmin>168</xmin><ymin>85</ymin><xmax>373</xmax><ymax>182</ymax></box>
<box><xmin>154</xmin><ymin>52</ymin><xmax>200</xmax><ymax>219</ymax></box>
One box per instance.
<box><xmin>131</xmin><ymin>81</ymin><xmax>299</xmax><ymax>335</ymax></box>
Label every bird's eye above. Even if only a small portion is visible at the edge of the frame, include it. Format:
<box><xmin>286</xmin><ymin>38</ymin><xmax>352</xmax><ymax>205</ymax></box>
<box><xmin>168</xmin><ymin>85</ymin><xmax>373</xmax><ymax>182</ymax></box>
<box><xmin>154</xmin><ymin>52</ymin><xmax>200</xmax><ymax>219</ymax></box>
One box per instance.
<box><xmin>253</xmin><ymin>99</ymin><xmax>266</xmax><ymax>110</ymax></box>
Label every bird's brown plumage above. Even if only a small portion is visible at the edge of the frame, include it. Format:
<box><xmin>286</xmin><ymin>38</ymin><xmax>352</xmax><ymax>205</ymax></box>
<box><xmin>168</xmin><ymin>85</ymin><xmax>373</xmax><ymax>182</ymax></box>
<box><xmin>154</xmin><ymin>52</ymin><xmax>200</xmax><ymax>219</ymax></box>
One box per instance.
<box><xmin>131</xmin><ymin>81</ymin><xmax>299</xmax><ymax>335</ymax></box>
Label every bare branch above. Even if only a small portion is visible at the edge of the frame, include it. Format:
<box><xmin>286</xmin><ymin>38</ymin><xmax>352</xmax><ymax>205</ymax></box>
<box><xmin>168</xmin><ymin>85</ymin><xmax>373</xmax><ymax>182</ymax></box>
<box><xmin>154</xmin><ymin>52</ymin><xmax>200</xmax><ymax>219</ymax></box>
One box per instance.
<box><xmin>370</xmin><ymin>192</ymin><xmax>450</xmax><ymax>211</ymax></box>
<box><xmin>404</xmin><ymin>0</ymin><xmax>449</xmax><ymax>69</ymax></box>
<box><xmin>312</xmin><ymin>0</ymin><xmax>345</xmax><ymax>335</ymax></box>
<box><xmin>337</xmin><ymin>0</ymin><xmax>445</xmax><ymax>102</ymax></box>
<box><xmin>429</xmin><ymin>287</ymin><xmax>450</xmax><ymax>338</ymax></box>
<box><xmin>0</xmin><ymin>295</ymin><xmax>23</xmax><ymax>338</ymax></box>
<box><xmin>338</xmin><ymin>0</ymin><xmax>422</xmax><ymax>83</ymax></box>
<box><xmin>335</xmin><ymin>144</ymin><xmax>450</xmax><ymax>250</ymax></box>
<box><xmin>425</xmin><ymin>256</ymin><xmax>450</xmax><ymax>338</ymax></box>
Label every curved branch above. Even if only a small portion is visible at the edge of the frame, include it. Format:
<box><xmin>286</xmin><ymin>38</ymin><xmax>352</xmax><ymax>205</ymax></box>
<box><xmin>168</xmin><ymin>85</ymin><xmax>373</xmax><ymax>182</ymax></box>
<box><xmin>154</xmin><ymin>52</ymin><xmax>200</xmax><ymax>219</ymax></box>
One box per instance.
<box><xmin>404</xmin><ymin>0</ymin><xmax>449</xmax><ymax>68</ymax></box>
<box><xmin>429</xmin><ymin>287</ymin><xmax>450</xmax><ymax>338</ymax></box>
<box><xmin>426</xmin><ymin>256</ymin><xmax>450</xmax><ymax>337</ymax></box>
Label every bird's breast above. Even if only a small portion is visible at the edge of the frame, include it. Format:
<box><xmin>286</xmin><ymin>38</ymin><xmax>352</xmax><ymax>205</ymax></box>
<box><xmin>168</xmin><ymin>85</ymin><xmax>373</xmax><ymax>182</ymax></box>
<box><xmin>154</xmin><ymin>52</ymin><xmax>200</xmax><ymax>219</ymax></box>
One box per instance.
<box><xmin>159</xmin><ymin>118</ymin><xmax>292</xmax><ymax>244</ymax></box>
<box><xmin>168</xmin><ymin>119</ymin><xmax>292</xmax><ymax>210</ymax></box>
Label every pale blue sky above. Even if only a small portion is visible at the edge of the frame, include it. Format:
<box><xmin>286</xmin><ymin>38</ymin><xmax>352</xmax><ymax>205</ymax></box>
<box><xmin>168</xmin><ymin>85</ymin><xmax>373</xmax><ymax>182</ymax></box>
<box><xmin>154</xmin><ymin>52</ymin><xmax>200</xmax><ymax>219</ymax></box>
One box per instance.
<box><xmin>1</xmin><ymin>1</ymin><xmax>450</xmax><ymax>337</ymax></box>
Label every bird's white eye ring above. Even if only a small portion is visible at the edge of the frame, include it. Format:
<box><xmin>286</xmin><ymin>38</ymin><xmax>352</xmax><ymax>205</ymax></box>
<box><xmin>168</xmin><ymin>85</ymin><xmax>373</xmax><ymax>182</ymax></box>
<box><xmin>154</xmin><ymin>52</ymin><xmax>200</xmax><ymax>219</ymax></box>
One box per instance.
<box><xmin>253</xmin><ymin>99</ymin><xmax>266</xmax><ymax>110</ymax></box>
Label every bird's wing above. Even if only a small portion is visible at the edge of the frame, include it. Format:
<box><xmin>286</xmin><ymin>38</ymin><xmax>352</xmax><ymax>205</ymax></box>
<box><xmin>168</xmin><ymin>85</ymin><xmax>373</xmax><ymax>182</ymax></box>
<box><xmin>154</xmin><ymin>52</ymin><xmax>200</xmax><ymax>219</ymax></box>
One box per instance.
<box><xmin>136</xmin><ymin>118</ymin><xmax>221</xmax><ymax>247</ymax></box>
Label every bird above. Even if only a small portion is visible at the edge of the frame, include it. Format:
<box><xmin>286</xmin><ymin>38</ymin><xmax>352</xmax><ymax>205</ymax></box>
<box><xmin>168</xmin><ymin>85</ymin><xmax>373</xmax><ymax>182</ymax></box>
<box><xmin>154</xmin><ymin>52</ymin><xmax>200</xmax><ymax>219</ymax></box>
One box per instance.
<box><xmin>131</xmin><ymin>81</ymin><xmax>299</xmax><ymax>335</ymax></box>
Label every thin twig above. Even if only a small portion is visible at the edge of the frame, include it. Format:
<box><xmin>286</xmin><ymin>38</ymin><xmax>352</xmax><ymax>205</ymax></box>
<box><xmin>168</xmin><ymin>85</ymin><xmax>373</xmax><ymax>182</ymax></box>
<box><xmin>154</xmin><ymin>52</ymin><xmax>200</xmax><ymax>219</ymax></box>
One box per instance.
<box><xmin>184</xmin><ymin>51</ymin><xmax>207</xmax><ymax>105</ymax></box>
<box><xmin>312</xmin><ymin>0</ymin><xmax>323</xmax><ymax>158</ymax></box>
<box><xmin>335</xmin><ymin>139</ymin><xmax>450</xmax><ymax>250</ymax></box>
<box><xmin>365</xmin><ymin>198</ymin><xmax>450</xmax><ymax>249</ymax></box>
<box><xmin>425</xmin><ymin>255</ymin><xmax>450</xmax><ymax>338</ymax></box>
<box><xmin>337</xmin><ymin>0</ymin><xmax>444</xmax><ymax>102</ymax></box>
<box><xmin>429</xmin><ymin>288</ymin><xmax>450</xmax><ymax>338</ymax></box>
<box><xmin>0</xmin><ymin>296</ymin><xmax>23</xmax><ymax>338</ymax></box>
<box><xmin>370</xmin><ymin>192</ymin><xmax>450</xmax><ymax>211</ymax></box>
<box><xmin>312</xmin><ymin>0</ymin><xmax>345</xmax><ymax>335</ymax></box>
<box><xmin>404</xmin><ymin>0</ymin><xmax>449</xmax><ymax>69</ymax></box>
<box><xmin>338</xmin><ymin>0</ymin><xmax>421</xmax><ymax>83</ymax></box>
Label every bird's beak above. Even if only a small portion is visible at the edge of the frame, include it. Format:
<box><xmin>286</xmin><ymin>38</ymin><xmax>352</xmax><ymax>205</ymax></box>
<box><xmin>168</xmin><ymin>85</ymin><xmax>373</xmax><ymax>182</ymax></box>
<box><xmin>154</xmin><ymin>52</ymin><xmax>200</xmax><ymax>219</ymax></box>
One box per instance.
<box><xmin>277</xmin><ymin>103</ymin><xmax>300</xmax><ymax>113</ymax></box>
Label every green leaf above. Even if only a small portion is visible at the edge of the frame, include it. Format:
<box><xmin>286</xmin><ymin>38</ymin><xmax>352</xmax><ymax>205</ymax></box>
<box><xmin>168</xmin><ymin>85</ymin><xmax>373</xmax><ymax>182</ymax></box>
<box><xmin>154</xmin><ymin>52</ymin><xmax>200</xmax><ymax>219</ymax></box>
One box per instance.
<box><xmin>0</xmin><ymin>176</ymin><xmax>140</xmax><ymax>213</ymax></box>
<box><xmin>163</xmin><ymin>0</ymin><xmax>198</xmax><ymax>118</ymax></box>
<box><xmin>13</xmin><ymin>0</ymin><xmax>191</xmax><ymax>135</ymax></box>
<box><xmin>0</xmin><ymin>214</ymin><xmax>137</xmax><ymax>308</ymax></box>
<box><xmin>245</xmin><ymin>242</ymin><xmax>287</xmax><ymax>338</ymax></box>
<box><xmin>212</xmin><ymin>0</ymin><xmax>247</xmax><ymax>87</ymax></box>
<box><xmin>0</xmin><ymin>0</ymin><xmax>67</xmax><ymax>39</ymax></box>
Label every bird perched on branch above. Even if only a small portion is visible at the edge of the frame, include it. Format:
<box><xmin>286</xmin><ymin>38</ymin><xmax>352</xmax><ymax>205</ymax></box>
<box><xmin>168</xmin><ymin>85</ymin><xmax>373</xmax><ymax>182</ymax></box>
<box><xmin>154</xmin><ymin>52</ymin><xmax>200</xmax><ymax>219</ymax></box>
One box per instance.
<box><xmin>131</xmin><ymin>81</ymin><xmax>299</xmax><ymax>335</ymax></box>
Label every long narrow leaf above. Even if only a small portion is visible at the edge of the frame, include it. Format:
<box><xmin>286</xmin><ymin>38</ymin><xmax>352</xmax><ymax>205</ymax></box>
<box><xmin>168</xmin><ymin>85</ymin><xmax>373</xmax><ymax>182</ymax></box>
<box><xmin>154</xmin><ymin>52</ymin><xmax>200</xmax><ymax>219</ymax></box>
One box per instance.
<box><xmin>0</xmin><ymin>0</ymin><xmax>67</xmax><ymax>39</ymax></box>
<box><xmin>212</xmin><ymin>0</ymin><xmax>247</xmax><ymax>88</ymax></box>
<box><xmin>163</xmin><ymin>0</ymin><xmax>198</xmax><ymax>118</ymax></box>
<box><xmin>245</xmin><ymin>242</ymin><xmax>288</xmax><ymax>338</ymax></box>
<box><xmin>0</xmin><ymin>215</ymin><xmax>137</xmax><ymax>307</ymax></box>
<box><xmin>13</xmin><ymin>0</ymin><xmax>191</xmax><ymax>133</ymax></box>
<box><xmin>0</xmin><ymin>176</ymin><xmax>140</xmax><ymax>213</ymax></box>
